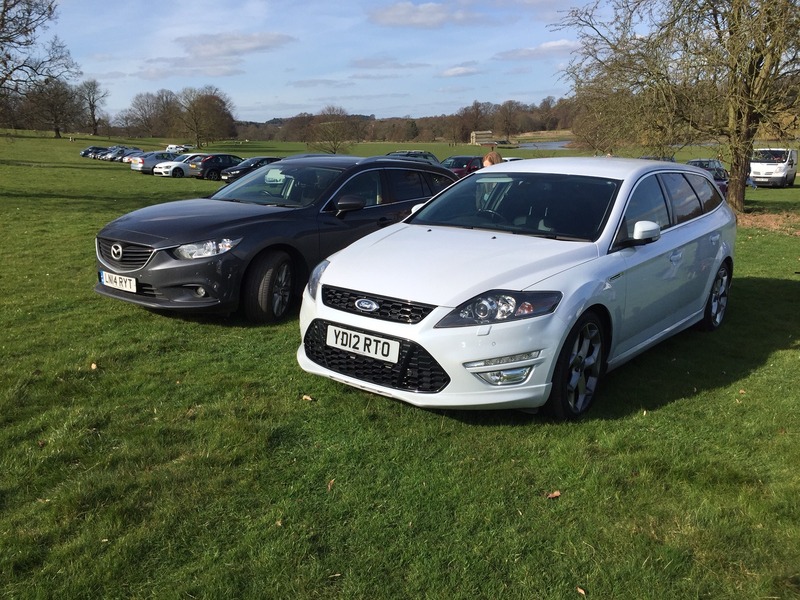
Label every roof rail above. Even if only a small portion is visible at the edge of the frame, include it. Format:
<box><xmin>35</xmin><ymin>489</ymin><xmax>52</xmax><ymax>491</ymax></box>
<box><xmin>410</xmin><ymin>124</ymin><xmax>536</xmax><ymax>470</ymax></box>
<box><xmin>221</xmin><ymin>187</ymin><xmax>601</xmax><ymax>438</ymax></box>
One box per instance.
<box><xmin>359</xmin><ymin>155</ymin><xmax>432</xmax><ymax>165</ymax></box>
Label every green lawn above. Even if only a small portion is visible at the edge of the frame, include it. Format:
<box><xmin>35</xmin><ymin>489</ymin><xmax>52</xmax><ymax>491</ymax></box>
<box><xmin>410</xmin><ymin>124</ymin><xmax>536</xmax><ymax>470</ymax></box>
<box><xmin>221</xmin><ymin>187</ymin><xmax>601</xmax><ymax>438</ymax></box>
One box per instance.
<box><xmin>1</xmin><ymin>132</ymin><xmax>799</xmax><ymax>599</ymax></box>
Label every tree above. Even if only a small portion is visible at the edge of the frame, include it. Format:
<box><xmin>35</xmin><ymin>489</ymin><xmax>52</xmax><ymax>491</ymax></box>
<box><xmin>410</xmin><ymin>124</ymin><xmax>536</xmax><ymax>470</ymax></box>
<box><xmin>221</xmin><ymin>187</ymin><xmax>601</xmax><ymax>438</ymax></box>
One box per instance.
<box><xmin>75</xmin><ymin>78</ymin><xmax>108</xmax><ymax>135</ymax></box>
<box><xmin>20</xmin><ymin>77</ymin><xmax>81</xmax><ymax>137</ymax></box>
<box><xmin>1</xmin><ymin>0</ymin><xmax>79</xmax><ymax>93</ymax></box>
<box><xmin>557</xmin><ymin>0</ymin><xmax>800</xmax><ymax>211</ymax></box>
<box><xmin>494</xmin><ymin>100</ymin><xmax>525</xmax><ymax>140</ymax></box>
<box><xmin>309</xmin><ymin>105</ymin><xmax>353</xmax><ymax>154</ymax></box>
<box><xmin>175</xmin><ymin>85</ymin><xmax>236</xmax><ymax>147</ymax></box>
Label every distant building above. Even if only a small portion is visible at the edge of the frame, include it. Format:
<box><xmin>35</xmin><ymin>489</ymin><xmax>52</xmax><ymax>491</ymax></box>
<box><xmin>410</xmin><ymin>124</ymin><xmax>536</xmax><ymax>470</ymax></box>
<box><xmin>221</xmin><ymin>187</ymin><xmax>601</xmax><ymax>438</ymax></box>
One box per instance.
<box><xmin>470</xmin><ymin>130</ymin><xmax>494</xmax><ymax>145</ymax></box>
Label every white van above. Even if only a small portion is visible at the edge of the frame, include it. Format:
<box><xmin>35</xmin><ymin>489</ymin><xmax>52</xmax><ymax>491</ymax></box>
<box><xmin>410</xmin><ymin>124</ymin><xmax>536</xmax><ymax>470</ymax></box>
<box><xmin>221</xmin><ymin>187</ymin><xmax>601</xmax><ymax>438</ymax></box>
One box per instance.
<box><xmin>166</xmin><ymin>144</ymin><xmax>194</xmax><ymax>153</ymax></box>
<box><xmin>749</xmin><ymin>148</ymin><xmax>797</xmax><ymax>188</ymax></box>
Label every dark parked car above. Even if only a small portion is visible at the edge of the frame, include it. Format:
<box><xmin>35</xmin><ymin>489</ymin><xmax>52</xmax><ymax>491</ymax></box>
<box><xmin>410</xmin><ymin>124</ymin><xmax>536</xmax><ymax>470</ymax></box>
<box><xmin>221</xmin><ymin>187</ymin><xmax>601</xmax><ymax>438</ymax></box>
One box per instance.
<box><xmin>94</xmin><ymin>155</ymin><xmax>457</xmax><ymax>322</ymax></box>
<box><xmin>687</xmin><ymin>159</ymin><xmax>729</xmax><ymax>196</ymax></box>
<box><xmin>386</xmin><ymin>150</ymin><xmax>440</xmax><ymax>164</ymax></box>
<box><xmin>441</xmin><ymin>155</ymin><xmax>483</xmax><ymax>178</ymax></box>
<box><xmin>221</xmin><ymin>156</ymin><xmax>281</xmax><ymax>182</ymax></box>
<box><xmin>80</xmin><ymin>146</ymin><xmax>107</xmax><ymax>157</ymax></box>
<box><xmin>188</xmin><ymin>153</ymin><xmax>243</xmax><ymax>180</ymax></box>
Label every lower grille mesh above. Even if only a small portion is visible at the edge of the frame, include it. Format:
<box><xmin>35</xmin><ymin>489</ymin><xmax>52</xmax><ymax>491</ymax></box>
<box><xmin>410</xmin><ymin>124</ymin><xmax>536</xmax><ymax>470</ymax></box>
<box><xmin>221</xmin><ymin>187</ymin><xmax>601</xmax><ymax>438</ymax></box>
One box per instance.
<box><xmin>303</xmin><ymin>320</ymin><xmax>449</xmax><ymax>393</ymax></box>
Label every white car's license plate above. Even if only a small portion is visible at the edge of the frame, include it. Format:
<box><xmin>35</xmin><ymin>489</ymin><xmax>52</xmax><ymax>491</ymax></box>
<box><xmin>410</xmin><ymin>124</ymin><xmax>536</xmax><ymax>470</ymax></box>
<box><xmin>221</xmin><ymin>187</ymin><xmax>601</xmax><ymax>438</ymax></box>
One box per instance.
<box><xmin>101</xmin><ymin>271</ymin><xmax>136</xmax><ymax>293</ymax></box>
<box><xmin>326</xmin><ymin>325</ymin><xmax>400</xmax><ymax>363</ymax></box>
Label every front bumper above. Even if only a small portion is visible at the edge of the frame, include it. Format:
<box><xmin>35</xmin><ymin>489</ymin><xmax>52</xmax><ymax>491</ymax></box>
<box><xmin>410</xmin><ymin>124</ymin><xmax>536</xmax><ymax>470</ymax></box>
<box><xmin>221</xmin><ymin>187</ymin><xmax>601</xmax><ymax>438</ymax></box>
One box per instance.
<box><xmin>95</xmin><ymin>245</ymin><xmax>243</xmax><ymax>313</ymax></box>
<box><xmin>297</xmin><ymin>287</ymin><xmax>565</xmax><ymax>410</ymax></box>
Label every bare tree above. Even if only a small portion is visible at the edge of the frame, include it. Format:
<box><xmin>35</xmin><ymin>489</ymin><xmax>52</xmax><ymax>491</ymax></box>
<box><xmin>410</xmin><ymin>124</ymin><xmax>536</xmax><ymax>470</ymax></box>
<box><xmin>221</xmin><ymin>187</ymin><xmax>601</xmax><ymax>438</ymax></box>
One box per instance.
<box><xmin>557</xmin><ymin>0</ymin><xmax>800</xmax><ymax>211</ymax></box>
<box><xmin>309</xmin><ymin>105</ymin><xmax>353</xmax><ymax>154</ymax></box>
<box><xmin>75</xmin><ymin>78</ymin><xmax>108</xmax><ymax>135</ymax></box>
<box><xmin>494</xmin><ymin>100</ymin><xmax>525</xmax><ymax>141</ymax></box>
<box><xmin>20</xmin><ymin>77</ymin><xmax>81</xmax><ymax>137</ymax></box>
<box><xmin>175</xmin><ymin>85</ymin><xmax>236</xmax><ymax>147</ymax></box>
<box><xmin>0</xmin><ymin>0</ymin><xmax>79</xmax><ymax>93</ymax></box>
<box><xmin>128</xmin><ymin>92</ymin><xmax>161</xmax><ymax>136</ymax></box>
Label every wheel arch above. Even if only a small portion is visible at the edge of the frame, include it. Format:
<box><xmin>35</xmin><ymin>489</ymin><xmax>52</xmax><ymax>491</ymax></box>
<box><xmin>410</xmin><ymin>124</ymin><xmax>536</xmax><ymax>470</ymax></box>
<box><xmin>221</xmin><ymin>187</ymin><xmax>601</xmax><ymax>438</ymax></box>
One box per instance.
<box><xmin>546</xmin><ymin>301</ymin><xmax>613</xmax><ymax>385</ymax></box>
<box><xmin>239</xmin><ymin>243</ymin><xmax>311</xmax><ymax>305</ymax></box>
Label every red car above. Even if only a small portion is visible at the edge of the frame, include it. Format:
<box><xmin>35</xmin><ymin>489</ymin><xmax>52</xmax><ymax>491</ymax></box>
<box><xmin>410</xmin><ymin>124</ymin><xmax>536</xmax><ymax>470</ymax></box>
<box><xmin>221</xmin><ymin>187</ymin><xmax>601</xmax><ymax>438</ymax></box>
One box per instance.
<box><xmin>441</xmin><ymin>155</ymin><xmax>483</xmax><ymax>178</ymax></box>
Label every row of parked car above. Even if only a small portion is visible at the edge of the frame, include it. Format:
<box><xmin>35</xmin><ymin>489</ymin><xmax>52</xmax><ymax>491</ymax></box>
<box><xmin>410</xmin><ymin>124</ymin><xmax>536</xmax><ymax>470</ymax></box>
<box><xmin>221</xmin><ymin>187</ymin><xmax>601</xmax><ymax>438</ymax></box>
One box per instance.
<box><xmin>80</xmin><ymin>145</ymin><xmax>283</xmax><ymax>181</ymax></box>
<box><xmin>93</xmin><ymin>151</ymin><xmax>736</xmax><ymax>419</ymax></box>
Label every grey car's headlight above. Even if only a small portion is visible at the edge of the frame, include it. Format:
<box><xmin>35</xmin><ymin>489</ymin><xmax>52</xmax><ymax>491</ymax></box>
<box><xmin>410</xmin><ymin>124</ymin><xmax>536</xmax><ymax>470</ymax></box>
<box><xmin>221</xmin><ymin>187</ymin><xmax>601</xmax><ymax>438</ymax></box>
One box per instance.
<box><xmin>436</xmin><ymin>290</ymin><xmax>562</xmax><ymax>328</ymax></box>
<box><xmin>307</xmin><ymin>260</ymin><xmax>330</xmax><ymax>299</ymax></box>
<box><xmin>174</xmin><ymin>238</ymin><xmax>241</xmax><ymax>260</ymax></box>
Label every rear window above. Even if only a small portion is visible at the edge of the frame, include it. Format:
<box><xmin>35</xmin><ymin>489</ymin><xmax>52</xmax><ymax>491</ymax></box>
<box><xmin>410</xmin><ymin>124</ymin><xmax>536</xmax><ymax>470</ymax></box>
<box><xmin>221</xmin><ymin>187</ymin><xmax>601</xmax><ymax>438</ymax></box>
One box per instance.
<box><xmin>685</xmin><ymin>173</ymin><xmax>723</xmax><ymax>213</ymax></box>
<box><xmin>660</xmin><ymin>173</ymin><xmax>703</xmax><ymax>224</ymax></box>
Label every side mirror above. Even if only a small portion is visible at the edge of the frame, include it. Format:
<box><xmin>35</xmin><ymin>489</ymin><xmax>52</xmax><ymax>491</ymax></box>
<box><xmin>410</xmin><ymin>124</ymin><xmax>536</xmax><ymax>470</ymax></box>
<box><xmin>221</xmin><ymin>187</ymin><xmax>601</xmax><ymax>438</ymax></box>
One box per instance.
<box><xmin>632</xmin><ymin>220</ymin><xmax>661</xmax><ymax>244</ymax></box>
<box><xmin>334</xmin><ymin>195</ymin><xmax>366</xmax><ymax>217</ymax></box>
<box><xmin>618</xmin><ymin>220</ymin><xmax>661</xmax><ymax>249</ymax></box>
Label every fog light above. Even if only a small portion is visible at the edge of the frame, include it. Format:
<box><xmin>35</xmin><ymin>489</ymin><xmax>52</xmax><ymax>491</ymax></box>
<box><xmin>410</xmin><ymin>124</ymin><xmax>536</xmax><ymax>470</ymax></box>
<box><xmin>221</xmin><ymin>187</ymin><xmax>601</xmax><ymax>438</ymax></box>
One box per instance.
<box><xmin>195</xmin><ymin>286</ymin><xmax>207</xmax><ymax>297</ymax></box>
<box><xmin>475</xmin><ymin>366</ymin><xmax>532</xmax><ymax>386</ymax></box>
<box><xmin>464</xmin><ymin>351</ymin><xmax>539</xmax><ymax>368</ymax></box>
<box><xmin>464</xmin><ymin>351</ymin><xmax>539</xmax><ymax>386</ymax></box>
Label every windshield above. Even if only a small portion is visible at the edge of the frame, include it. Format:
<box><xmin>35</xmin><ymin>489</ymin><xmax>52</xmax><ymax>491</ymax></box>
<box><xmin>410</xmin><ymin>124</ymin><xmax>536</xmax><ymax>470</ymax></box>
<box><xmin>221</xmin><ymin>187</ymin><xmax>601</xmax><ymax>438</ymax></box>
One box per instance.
<box><xmin>409</xmin><ymin>172</ymin><xmax>620</xmax><ymax>241</ymax></box>
<box><xmin>752</xmin><ymin>150</ymin><xmax>788</xmax><ymax>163</ymax></box>
<box><xmin>211</xmin><ymin>163</ymin><xmax>343</xmax><ymax>206</ymax></box>
<box><xmin>442</xmin><ymin>157</ymin><xmax>474</xmax><ymax>169</ymax></box>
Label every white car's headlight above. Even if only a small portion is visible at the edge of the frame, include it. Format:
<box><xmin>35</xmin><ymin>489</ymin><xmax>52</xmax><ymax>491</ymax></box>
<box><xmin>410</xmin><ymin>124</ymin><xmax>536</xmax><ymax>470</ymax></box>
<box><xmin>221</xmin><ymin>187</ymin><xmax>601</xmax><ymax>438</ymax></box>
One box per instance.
<box><xmin>307</xmin><ymin>260</ymin><xmax>330</xmax><ymax>299</ymax></box>
<box><xmin>436</xmin><ymin>290</ymin><xmax>562</xmax><ymax>328</ymax></box>
<box><xmin>174</xmin><ymin>238</ymin><xmax>241</xmax><ymax>260</ymax></box>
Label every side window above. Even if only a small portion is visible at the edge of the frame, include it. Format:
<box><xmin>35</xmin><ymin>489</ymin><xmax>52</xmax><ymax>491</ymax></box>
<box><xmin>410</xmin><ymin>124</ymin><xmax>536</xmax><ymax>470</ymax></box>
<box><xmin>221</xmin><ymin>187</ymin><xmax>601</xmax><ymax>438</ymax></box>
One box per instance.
<box><xmin>616</xmin><ymin>175</ymin><xmax>670</xmax><ymax>242</ymax></box>
<box><xmin>386</xmin><ymin>169</ymin><xmax>426</xmax><ymax>201</ymax></box>
<box><xmin>424</xmin><ymin>172</ymin><xmax>453</xmax><ymax>195</ymax></box>
<box><xmin>334</xmin><ymin>171</ymin><xmax>383</xmax><ymax>207</ymax></box>
<box><xmin>685</xmin><ymin>173</ymin><xmax>723</xmax><ymax>213</ymax></box>
<box><xmin>661</xmin><ymin>173</ymin><xmax>703</xmax><ymax>224</ymax></box>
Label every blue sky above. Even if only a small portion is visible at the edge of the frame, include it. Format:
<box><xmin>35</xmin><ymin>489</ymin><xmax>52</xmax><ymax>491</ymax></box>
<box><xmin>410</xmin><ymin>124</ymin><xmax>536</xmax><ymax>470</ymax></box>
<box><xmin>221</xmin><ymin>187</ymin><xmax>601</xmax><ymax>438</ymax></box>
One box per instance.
<box><xmin>54</xmin><ymin>0</ymin><xmax>579</xmax><ymax>121</ymax></box>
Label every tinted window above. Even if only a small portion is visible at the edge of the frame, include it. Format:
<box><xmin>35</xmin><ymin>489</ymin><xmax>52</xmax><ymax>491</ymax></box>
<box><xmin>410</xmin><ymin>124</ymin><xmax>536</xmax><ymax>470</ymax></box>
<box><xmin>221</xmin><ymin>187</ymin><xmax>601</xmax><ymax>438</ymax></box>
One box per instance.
<box><xmin>387</xmin><ymin>169</ymin><xmax>427</xmax><ymax>201</ymax></box>
<box><xmin>425</xmin><ymin>172</ymin><xmax>454</xmax><ymax>195</ymax></box>
<box><xmin>685</xmin><ymin>173</ymin><xmax>723</xmax><ymax>213</ymax></box>
<box><xmin>660</xmin><ymin>173</ymin><xmax>703</xmax><ymax>224</ymax></box>
<box><xmin>335</xmin><ymin>171</ymin><xmax>383</xmax><ymax>206</ymax></box>
<box><xmin>617</xmin><ymin>175</ymin><xmax>670</xmax><ymax>242</ymax></box>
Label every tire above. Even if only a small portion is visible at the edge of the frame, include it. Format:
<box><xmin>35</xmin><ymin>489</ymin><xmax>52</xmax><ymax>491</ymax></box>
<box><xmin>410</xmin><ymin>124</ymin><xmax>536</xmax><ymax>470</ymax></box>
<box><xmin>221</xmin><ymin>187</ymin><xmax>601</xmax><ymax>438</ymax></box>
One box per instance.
<box><xmin>242</xmin><ymin>251</ymin><xmax>293</xmax><ymax>323</ymax></box>
<box><xmin>546</xmin><ymin>311</ymin><xmax>605</xmax><ymax>420</ymax></box>
<box><xmin>172</xmin><ymin>167</ymin><xmax>184</xmax><ymax>178</ymax></box>
<box><xmin>699</xmin><ymin>262</ymin><xmax>731</xmax><ymax>331</ymax></box>
<box><xmin>206</xmin><ymin>169</ymin><xmax>221</xmax><ymax>181</ymax></box>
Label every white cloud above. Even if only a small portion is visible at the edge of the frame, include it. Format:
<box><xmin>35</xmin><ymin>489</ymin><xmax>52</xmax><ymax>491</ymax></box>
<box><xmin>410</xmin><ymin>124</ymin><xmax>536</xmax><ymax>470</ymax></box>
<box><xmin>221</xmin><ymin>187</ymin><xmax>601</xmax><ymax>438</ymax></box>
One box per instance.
<box><xmin>369</xmin><ymin>2</ymin><xmax>479</xmax><ymax>28</ymax></box>
<box><xmin>493</xmin><ymin>39</ymin><xmax>579</xmax><ymax>60</ymax></box>
<box><xmin>175</xmin><ymin>32</ymin><xmax>296</xmax><ymax>59</ymax></box>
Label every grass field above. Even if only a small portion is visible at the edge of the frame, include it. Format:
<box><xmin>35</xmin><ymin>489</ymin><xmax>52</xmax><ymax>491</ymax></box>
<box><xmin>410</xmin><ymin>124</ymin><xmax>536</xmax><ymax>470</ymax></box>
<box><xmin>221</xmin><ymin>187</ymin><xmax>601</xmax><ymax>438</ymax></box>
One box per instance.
<box><xmin>1</xmin><ymin>131</ymin><xmax>799</xmax><ymax>598</ymax></box>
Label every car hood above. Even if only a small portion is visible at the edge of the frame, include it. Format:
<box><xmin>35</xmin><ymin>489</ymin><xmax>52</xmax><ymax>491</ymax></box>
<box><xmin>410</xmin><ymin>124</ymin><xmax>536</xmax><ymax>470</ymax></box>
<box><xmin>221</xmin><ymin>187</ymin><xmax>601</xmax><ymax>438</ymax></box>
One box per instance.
<box><xmin>323</xmin><ymin>224</ymin><xmax>599</xmax><ymax>307</ymax></box>
<box><xmin>98</xmin><ymin>198</ymin><xmax>292</xmax><ymax>247</ymax></box>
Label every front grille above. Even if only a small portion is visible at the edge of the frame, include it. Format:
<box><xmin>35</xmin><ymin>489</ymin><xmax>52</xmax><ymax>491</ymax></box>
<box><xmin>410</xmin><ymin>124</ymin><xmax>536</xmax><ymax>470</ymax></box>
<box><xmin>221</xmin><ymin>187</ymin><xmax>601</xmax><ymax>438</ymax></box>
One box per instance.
<box><xmin>322</xmin><ymin>285</ymin><xmax>436</xmax><ymax>324</ymax></box>
<box><xmin>97</xmin><ymin>238</ymin><xmax>154</xmax><ymax>271</ymax></box>
<box><xmin>304</xmin><ymin>320</ymin><xmax>450</xmax><ymax>393</ymax></box>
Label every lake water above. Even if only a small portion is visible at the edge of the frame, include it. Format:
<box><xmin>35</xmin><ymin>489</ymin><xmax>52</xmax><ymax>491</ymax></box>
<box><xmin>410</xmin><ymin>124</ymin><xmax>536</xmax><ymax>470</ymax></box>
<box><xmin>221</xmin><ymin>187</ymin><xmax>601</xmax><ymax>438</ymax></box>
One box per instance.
<box><xmin>518</xmin><ymin>140</ymin><xmax>573</xmax><ymax>150</ymax></box>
